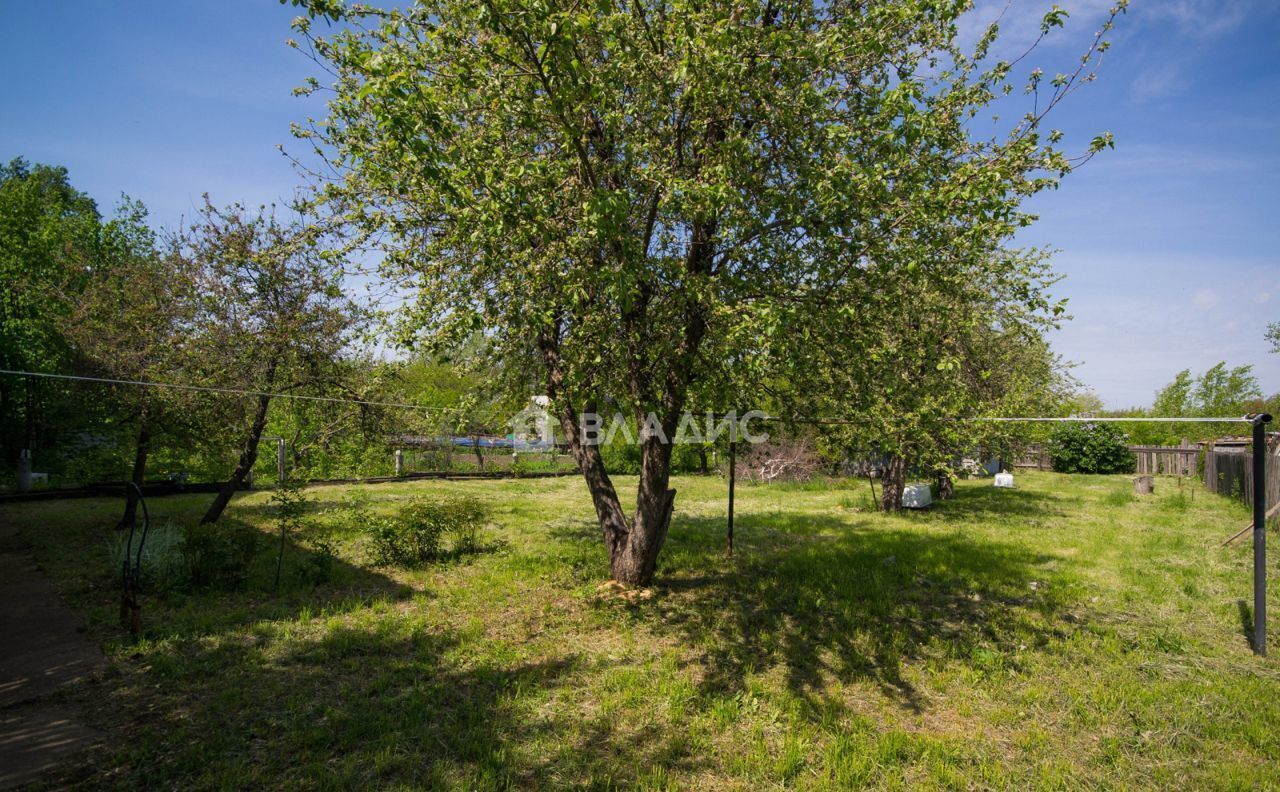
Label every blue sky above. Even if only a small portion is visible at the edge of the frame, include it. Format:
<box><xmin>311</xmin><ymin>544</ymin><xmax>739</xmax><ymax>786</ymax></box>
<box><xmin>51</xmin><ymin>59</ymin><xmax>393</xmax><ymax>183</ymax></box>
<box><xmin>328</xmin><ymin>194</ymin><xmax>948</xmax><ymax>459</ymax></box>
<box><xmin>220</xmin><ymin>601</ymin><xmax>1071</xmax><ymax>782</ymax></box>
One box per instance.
<box><xmin>2</xmin><ymin>0</ymin><xmax>1277</xmax><ymax>408</ymax></box>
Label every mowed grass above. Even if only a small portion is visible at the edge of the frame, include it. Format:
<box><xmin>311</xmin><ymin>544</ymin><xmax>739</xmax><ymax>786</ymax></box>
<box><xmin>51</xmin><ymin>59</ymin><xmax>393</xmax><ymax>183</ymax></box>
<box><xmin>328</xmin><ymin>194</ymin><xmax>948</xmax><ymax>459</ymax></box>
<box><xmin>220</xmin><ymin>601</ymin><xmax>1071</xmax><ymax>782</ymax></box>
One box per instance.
<box><xmin>4</xmin><ymin>471</ymin><xmax>1279</xmax><ymax>790</ymax></box>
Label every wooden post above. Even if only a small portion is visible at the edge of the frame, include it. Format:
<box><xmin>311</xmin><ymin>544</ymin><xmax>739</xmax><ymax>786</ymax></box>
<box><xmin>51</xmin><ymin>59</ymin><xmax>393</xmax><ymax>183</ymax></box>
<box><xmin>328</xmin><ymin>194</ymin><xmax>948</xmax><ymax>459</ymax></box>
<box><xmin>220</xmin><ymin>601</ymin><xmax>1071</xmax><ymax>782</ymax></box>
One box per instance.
<box><xmin>394</xmin><ymin>448</ymin><xmax>404</xmax><ymax>477</ymax></box>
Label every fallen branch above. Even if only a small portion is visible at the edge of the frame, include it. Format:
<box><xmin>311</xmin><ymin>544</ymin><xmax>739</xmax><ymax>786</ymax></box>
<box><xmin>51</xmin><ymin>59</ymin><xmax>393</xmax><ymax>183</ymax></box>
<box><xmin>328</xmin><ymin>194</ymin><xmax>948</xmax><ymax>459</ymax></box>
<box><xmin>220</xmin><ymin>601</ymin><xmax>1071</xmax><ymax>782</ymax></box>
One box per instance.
<box><xmin>1222</xmin><ymin>501</ymin><xmax>1280</xmax><ymax>547</ymax></box>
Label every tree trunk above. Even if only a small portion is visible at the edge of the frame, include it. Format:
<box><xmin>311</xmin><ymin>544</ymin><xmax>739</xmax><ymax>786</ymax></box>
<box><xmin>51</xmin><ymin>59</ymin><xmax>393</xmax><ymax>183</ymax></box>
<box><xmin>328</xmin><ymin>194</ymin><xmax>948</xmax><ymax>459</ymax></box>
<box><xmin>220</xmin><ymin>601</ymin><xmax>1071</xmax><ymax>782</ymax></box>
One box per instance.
<box><xmin>24</xmin><ymin>381</ymin><xmax>35</xmax><ymax>456</ymax></box>
<box><xmin>119</xmin><ymin>420</ymin><xmax>152</xmax><ymax>529</ymax></box>
<box><xmin>553</xmin><ymin>401</ymin><xmax>631</xmax><ymax>559</ymax></box>
<box><xmin>698</xmin><ymin>444</ymin><xmax>709</xmax><ymax>475</ymax></box>
<box><xmin>935</xmin><ymin>469</ymin><xmax>955</xmax><ymax>500</ymax></box>
<box><xmin>539</xmin><ymin>336</ymin><xmax>678</xmax><ymax>585</ymax></box>
<box><xmin>552</xmin><ymin>397</ymin><xmax>689</xmax><ymax>586</ymax></box>
<box><xmin>537</xmin><ymin>210</ymin><xmax>709</xmax><ymax>586</ymax></box>
<box><xmin>472</xmin><ymin>435</ymin><xmax>484</xmax><ymax>471</ymax></box>
<box><xmin>0</xmin><ymin>378</ymin><xmax>10</xmax><ymax>469</ymax></box>
<box><xmin>880</xmin><ymin>455</ymin><xmax>906</xmax><ymax>512</ymax></box>
<box><xmin>610</xmin><ymin>427</ymin><xmax>679</xmax><ymax>585</ymax></box>
<box><xmin>201</xmin><ymin>390</ymin><xmax>273</xmax><ymax>524</ymax></box>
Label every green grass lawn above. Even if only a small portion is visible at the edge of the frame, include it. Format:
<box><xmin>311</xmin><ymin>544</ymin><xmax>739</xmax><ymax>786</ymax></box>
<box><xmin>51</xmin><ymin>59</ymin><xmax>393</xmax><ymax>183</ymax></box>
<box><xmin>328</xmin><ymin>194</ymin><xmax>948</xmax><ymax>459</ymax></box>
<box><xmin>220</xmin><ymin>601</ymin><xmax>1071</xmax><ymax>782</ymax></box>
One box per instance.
<box><xmin>4</xmin><ymin>471</ymin><xmax>1279</xmax><ymax>790</ymax></box>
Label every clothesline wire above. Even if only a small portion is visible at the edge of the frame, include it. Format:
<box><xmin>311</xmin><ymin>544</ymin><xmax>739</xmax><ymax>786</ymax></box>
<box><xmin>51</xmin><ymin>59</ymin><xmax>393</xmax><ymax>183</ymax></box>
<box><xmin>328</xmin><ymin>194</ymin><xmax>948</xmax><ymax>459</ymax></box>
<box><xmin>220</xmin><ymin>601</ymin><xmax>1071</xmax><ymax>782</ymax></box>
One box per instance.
<box><xmin>0</xmin><ymin>369</ymin><xmax>1262</xmax><ymax>426</ymax></box>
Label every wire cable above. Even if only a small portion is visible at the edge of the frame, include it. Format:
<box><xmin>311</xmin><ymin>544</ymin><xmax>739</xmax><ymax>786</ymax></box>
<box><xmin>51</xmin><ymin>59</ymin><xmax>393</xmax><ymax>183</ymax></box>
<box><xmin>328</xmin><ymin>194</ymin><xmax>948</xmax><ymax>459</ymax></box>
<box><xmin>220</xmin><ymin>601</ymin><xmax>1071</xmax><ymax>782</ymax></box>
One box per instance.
<box><xmin>0</xmin><ymin>369</ymin><xmax>470</xmax><ymax>414</ymax></box>
<box><xmin>1</xmin><ymin>369</ymin><xmax>1263</xmax><ymax>425</ymax></box>
<box><xmin>755</xmin><ymin>414</ymin><xmax>1255</xmax><ymax>425</ymax></box>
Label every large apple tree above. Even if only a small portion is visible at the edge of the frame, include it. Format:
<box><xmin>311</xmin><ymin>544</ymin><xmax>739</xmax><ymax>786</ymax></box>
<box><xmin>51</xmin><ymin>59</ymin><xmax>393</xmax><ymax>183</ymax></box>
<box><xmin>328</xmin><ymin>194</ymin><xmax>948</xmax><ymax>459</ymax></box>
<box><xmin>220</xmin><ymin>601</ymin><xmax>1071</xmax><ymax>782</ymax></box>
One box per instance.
<box><xmin>289</xmin><ymin>0</ymin><xmax>1123</xmax><ymax>584</ymax></box>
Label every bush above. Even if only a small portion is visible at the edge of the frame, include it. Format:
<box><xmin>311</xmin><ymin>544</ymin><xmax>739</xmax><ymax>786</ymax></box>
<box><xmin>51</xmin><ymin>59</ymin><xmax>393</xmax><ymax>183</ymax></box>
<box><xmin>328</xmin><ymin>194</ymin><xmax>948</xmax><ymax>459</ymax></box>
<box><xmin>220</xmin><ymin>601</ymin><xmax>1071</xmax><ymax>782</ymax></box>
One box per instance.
<box><xmin>109</xmin><ymin>519</ymin><xmax>264</xmax><ymax>592</ymax></box>
<box><xmin>298</xmin><ymin>528</ymin><xmax>339</xmax><ymax>585</ymax></box>
<box><xmin>268</xmin><ymin>480</ymin><xmax>310</xmax><ymax>589</ymax></box>
<box><xmin>1048</xmin><ymin>422</ymin><xmax>1135</xmax><ymax>474</ymax></box>
<box><xmin>109</xmin><ymin>520</ymin><xmax>189</xmax><ymax>592</ymax></box>
<box><xmin>182</xmin><ymin>521</ymin><xmax>263</xmax><ymax>589</ymax></box>
<box><xmin>367</xmin><ymin>496</ymin><xmax>491</xmax><ymax>567</ymax></box>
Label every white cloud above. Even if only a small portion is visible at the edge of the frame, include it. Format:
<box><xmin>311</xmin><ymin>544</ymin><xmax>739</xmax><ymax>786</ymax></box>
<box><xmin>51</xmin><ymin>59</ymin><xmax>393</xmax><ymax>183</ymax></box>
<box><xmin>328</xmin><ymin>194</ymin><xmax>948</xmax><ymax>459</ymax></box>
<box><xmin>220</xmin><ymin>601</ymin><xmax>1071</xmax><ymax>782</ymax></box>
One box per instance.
<box><xmin>1192</xmin><ymin>288</ymin><xmax>1220</xmax><ymax>309</ymax></box>
<box><xmin>1042</xmin><ymin>252</ymin><xmax>1280</xmax><ymax>407</ymax></box>
<box><xmin>1147</xmin><ymin>0</ymin><xmax>1252</xmax><ymax>38</ymax></box>
<box><xmin>958</xmin><ymin>0</ymin><xmax>1118</xmax><ymax>56</ymax></box>
<box><xmin>1099</xmin><ymin>143</ymin><xmax>1261</xmax><ymax>174</ymax></box>
<box><xmin>958</xmin><ymin>0</ymin><xmax>1254</xmax><ymax>63</ymax></box>
<box><xmin>1131</xmin><ymin>63</ymin><xmax>1183</xmax><ymax>103</ymax></box>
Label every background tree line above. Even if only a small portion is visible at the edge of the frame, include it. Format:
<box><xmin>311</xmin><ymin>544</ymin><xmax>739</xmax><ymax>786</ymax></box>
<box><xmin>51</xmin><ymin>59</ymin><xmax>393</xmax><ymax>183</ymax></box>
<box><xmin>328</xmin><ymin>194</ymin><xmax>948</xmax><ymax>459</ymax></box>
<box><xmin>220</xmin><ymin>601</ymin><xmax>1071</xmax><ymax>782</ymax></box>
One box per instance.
<box><xmin>1065</xmin><ymin>361</ymin><xmax>1278</xmax><ymax>447</ymax></box>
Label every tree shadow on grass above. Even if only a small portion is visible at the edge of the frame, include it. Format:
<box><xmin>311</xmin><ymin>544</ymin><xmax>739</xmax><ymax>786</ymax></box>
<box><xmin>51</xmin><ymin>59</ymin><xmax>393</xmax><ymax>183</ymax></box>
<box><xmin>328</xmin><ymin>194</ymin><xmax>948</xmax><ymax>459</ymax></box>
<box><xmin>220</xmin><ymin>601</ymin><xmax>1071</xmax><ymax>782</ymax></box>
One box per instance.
<box><xmin>23</xmin><ymin>485</ymin><xmax>1074</xmax><ymax>787</ymax></box>
<box><xmin>1237</xmin><ymin>599</ymin><xmax>1256</xmax><ymax>652</ymax></box>
<box><xmin>70</xmin><ymin>617</ymin><xmax>704</xmax><ymax>789</ymax></box>
<box><xmin>25</xmin><ymin>501</ymin><xmax>701</xmax><ymax>789</ymax></box>
<box><xmin>1</xmin><ymin>497</ymin><xmax>415</xmax><ymax>637</ymax></box>
<box><xmin>929</xmin><ymin>483</ymin><xmax>1069</xmax><ymax>523</ymax></box>
<box><xmin>591</xmin><ymin>500</ymin><xmax>1070</xmax><ymax>714</ymax></box>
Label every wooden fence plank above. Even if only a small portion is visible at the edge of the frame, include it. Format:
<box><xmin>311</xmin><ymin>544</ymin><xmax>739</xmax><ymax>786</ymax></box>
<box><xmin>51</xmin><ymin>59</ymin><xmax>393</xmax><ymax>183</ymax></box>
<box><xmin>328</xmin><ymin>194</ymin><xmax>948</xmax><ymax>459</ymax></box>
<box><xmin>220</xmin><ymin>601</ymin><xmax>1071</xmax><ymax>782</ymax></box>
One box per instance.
<box><xmin>1204</xmin><ymin>449</ymin><xmax>1280</xmax><ymax>510</ymax></box>
<box><xmin>1017</xmin><ymin>444</ymin><xmax>1204</xmax><ymax>475</ymax></box>
<box><xmin>1129</xmin><ymin>446</ymin><xmax>1199</xmax><ymax>477</ymax></box>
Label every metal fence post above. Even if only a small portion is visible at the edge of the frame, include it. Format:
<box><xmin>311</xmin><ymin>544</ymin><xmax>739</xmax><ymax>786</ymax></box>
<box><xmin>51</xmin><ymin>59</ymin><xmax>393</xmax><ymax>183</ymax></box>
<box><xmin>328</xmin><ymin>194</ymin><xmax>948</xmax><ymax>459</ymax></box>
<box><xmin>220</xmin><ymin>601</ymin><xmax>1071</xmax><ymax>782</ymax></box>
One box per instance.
<box><xmin>16</xmin><ymin>449</ymin><xmax>32</xmax><ymax>493</ymax></box>
<box><xmin>1253</xmin><ymin>413</ymin><xmax>1272</xmax><ymax>656</ymax></box>
<box><xmin>727</xmin><ymin>415</ymin><xmax>737</xmax><ymax>555</ymax></box>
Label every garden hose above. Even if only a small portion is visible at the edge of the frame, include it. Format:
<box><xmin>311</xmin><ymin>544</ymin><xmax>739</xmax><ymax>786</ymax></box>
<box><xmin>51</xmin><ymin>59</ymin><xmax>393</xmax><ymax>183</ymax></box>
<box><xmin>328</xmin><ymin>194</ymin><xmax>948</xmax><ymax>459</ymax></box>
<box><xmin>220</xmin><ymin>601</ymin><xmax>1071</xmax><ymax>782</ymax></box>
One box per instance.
<box><xmin>120</xmin><ymin>482</ymin><xmax>151</xmax><ymax>636</ymax></box>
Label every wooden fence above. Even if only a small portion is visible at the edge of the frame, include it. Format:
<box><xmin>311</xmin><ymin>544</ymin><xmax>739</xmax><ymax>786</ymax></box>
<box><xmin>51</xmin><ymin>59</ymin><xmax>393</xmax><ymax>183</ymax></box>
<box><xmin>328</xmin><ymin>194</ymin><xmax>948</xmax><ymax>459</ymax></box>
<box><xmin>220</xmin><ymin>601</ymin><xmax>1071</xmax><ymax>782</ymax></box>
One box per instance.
<box><xmin>1130</xmin><ymin>446</ymin><xmax>1199</xmax><ymax>477</ymax></box>
<box><xmin>1012</xmin><ymin>444</ymin><xmax>1200</xmax><ymax>475</ymax></box>
<box><xmin>993</xmin><ymin>441</ymin><xmax>1279</xmax><ymax>511</ymax></box>
<box><xmin>1203</xmin><ymin>450</ymin><xmax>1280</xmax><ymax>511</ymax></box>
<box><xmin>1012</xmin><ymin>445</ymin><xmax>1051</xmax><ymax>471</ymax></box>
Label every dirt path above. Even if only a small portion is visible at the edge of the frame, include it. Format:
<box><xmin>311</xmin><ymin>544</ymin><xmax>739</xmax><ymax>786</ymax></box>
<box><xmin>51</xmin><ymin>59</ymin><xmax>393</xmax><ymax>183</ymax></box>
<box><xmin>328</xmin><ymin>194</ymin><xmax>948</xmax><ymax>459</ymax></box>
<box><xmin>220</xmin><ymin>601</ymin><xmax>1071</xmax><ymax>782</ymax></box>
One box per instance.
<box><xmin>0</xmin><ymin>521</ymin><xmax>103</xmax><ymax>789</ymax></box>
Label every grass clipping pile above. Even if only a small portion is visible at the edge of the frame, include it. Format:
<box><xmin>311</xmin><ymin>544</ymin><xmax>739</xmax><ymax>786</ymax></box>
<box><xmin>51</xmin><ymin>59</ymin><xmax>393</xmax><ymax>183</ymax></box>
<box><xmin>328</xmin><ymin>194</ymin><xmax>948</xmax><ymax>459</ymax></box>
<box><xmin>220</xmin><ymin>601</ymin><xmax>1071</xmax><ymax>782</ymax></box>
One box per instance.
<box><xmin>595</xmin><ymin>579</ymin><xmax>656</xmax><ymax>603</ymax></box>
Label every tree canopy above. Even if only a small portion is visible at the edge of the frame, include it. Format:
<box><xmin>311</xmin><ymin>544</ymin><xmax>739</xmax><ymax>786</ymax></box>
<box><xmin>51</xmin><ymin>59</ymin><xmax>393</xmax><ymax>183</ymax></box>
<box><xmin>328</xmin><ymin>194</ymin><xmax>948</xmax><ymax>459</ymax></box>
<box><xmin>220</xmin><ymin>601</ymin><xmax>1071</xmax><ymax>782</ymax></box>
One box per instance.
<box><xmin>0</xmin><ymin>158</ymin><xmax>103</xmax><ymax>466</ymax></box>
<box><xmin>290</xmin><ymin>0</ymin><xmax>1125</xmax><ymax>583</ymax></box>
<box><xmin>1151</xmin><ymin>362</ymin><xmax>1262</xmax><ymax>418</ymax></box>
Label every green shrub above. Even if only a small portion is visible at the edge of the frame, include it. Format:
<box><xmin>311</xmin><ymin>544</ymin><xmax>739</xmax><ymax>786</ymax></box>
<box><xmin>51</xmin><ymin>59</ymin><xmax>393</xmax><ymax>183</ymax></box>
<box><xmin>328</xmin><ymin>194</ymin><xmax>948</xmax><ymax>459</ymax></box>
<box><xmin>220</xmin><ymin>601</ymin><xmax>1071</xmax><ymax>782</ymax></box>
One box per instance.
<box><xmin>298</xmin><ymin>528</ymin><xmax>339</xmax><ymax>585</ymax></box>
<box><xmin>182</xmin><ymin>521</ymin><xmax>263</xmax><ymax>589</ymax></box>
<box><xmin>600</xmin><ymin>434</ymin><xmax>642</xmax><ymax>475</ymax></box>
<box><xmin>109</xmin><ymin>520</ymin><xmax>189</xmax><ymax>592</ymax></box>
<box><xmin>367</xmin><ymin>496</ymin><xmax>491</xmax><ymax>567</ymax></box>
<box><xmin>323</xmin><ymin>490</ymin><xmax>376</xmax><ymax>535</ymax></box>
<box><xmin>1048</xmin><ymin>422</ymin><xmax>1135</xmax><ymax>474</ymax></box>
<box><xmin>110</xmin><ymin>519</ymin><xmax>264</xmax><ymax>592</ymax></box>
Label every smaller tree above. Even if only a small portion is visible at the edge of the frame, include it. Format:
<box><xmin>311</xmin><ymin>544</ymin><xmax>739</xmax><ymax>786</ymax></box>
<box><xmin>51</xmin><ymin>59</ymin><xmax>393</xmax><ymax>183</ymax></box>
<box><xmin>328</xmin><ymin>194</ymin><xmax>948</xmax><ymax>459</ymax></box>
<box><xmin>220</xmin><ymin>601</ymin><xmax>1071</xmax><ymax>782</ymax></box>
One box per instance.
<box><xmin>1193</xmin><ymin>362</ymin><xmax>1261</xmax><ymax>416</ymax></box>
<box><xmin>1151</xmin><ymin>369</ymin><xmax>1193</xmax><ymax>417</ymax></box>
<box><xmin>1048</xmin><ymin>422</ymin><xmax>1134</xmax><ymax>474</ymax></box>
<box><xmin>1153</xmin><ymin>363</ymin><xmax>1261</xmax><ymax>418</ymax></box>
<box><xmin>1063</xmin><ymin>391</ymin><xmax>1105</xmax><ymax>418</ymax></box>
<box><xmin>179</xmin><ymin>200</ymin><xmax>356</xmax><ymax>524</ymax></box>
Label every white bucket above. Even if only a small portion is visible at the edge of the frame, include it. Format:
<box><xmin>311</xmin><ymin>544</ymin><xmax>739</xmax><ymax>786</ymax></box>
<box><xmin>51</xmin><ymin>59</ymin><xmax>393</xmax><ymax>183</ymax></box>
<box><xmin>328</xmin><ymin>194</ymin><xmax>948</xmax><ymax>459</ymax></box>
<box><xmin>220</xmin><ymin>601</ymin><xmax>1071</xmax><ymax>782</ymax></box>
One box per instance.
<box><xmin>902</xmin><ymin>484</ymin><xmax>933</xmax><ymax>508</ymax></box>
